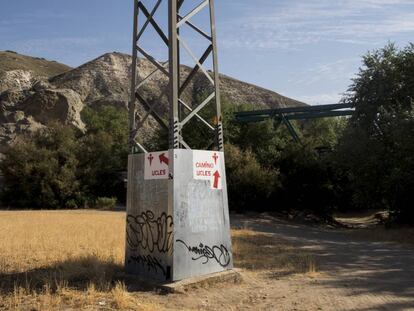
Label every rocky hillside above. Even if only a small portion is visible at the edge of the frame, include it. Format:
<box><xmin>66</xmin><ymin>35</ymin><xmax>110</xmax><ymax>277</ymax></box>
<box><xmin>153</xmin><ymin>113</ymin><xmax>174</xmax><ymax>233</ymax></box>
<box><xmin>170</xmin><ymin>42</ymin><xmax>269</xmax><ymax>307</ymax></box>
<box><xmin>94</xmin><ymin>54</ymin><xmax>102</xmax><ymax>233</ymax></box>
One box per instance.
<box><xmin>0</xmin><ymin>51</ymin><xmax>306</xmax><ymax>155</ymax></box>
<box><xmin>0</xmin><ymin>51</ymin><xmax>71</xmax><ymax>95</ymax></box>
<box><xmin>0</xmin><ymin>51</ymin><xmax>71</xmax><ymax>78</ymax></box>
<box><xmin>51</xmin><ymin>52</ymin><xmax>305</xmax><ymax>110</ymax></box>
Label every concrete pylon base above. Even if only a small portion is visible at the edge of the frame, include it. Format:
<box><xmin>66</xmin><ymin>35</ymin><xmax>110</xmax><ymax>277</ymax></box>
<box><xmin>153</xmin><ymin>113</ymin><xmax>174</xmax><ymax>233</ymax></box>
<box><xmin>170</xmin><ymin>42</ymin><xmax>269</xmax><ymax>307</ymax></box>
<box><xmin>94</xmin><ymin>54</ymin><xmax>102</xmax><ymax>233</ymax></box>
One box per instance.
<box><xmin>160</xmin><ymin>269</ymin><xmax>242</xmax><ymax>293</ymax></box>
<box><xmin>125</xmin><ymin>149</ymin><xmax>233</xmax><ymax>282</ymax></box>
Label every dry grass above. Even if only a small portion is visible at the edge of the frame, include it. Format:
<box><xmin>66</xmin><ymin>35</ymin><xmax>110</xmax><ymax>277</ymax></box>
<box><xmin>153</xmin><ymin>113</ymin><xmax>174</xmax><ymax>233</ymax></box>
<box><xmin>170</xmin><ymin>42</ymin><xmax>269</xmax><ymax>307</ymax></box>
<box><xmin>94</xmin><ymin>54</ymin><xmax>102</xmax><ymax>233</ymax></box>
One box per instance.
<box><xmin>232</xmin><ymin>229</ymin><xmax>316</xmax><ymax>275</ymax></box>
<box><xmin>0</xmin><ymin>210</ymin><xmax>131</xmax><ymax>310</ymax></box>
<box><xmin>0</xmin><ymin>210</ymin><xmax>317</xmax><ymax>310</ymax></box>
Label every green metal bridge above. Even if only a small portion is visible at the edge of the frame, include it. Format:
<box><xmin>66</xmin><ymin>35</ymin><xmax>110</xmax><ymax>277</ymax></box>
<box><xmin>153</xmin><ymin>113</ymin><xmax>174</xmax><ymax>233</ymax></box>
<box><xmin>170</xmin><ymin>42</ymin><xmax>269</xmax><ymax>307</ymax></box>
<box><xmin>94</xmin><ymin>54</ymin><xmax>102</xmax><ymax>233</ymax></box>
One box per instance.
<box><xmin>234</xmin><ymin>103</ymin><xmax>354</xmax><ymax>143</ymax></box>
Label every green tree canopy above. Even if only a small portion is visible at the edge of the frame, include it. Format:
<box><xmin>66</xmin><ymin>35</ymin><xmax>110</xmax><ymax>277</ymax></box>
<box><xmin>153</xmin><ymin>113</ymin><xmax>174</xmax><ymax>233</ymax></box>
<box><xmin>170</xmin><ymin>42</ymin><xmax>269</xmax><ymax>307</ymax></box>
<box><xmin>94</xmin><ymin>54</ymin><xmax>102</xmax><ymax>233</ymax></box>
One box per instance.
<box><xmin>338</xmin><ymin>43</ymin><xmax>414</xmax><ymax>223</ymax></box>
<box><xmin>1</xmin><ymin>124</ymin><xmax>82</xmax><ymax>209</ymax></box>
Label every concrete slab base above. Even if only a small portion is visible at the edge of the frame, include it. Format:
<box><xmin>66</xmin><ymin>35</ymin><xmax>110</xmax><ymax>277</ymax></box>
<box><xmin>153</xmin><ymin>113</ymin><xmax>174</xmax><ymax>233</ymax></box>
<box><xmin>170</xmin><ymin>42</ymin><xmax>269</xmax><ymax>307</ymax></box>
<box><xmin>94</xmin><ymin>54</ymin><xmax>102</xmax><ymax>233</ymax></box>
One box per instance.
<box><xmin>123</xmin><ymin>269</ymin><xmax>242</xmax><ymax>294</ymax></box>
<box><xmin>160</xmin><ymin>269</ymin><xmax>242</xmax><ymax>293</ymax></box>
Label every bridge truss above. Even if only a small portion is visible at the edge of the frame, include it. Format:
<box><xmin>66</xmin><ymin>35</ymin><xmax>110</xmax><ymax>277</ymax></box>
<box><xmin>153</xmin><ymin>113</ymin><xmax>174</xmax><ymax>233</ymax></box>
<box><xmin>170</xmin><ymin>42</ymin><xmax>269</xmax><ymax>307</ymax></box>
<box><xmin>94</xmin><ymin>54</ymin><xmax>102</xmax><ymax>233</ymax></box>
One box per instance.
<box><xmin>235</xmin><ymin>103</ymin><xmax>354</xmax><ymax>143</ymax></box>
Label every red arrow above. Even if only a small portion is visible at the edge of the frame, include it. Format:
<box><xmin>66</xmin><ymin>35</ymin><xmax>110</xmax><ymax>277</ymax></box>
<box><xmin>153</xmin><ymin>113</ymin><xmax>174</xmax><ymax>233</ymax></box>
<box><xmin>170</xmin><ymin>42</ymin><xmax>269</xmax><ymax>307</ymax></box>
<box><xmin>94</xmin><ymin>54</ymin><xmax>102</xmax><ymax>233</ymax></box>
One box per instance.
<box><xmin>159</xmin><ymin>153</ymin><xmax>169</xmax><ymax>165</ymax></box>
<box><xmin>213</xmin><ymin>170</ymin><xmax>221</xmax><ymax>189</ymax></box>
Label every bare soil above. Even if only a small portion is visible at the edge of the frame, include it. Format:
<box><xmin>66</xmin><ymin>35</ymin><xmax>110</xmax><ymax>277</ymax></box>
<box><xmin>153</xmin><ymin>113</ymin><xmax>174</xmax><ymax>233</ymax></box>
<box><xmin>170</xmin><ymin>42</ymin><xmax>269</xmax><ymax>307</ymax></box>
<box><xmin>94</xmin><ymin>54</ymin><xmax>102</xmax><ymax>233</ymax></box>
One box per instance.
<box><xmin>229</xmin><ymin>214</ymin><xmax>414</xmax><ymax>311</ymax></box>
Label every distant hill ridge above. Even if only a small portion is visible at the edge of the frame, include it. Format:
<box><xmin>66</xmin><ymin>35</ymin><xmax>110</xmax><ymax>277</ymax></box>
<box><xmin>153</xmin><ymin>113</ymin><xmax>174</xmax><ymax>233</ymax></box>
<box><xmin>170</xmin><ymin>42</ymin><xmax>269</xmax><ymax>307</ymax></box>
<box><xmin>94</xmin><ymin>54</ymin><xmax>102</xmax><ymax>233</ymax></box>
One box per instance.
<box><xmin>0</xmin><ymin>50</ymin><xmax>71</xmax><ymax>77</ymax></box>
<box><xmin>0</xmin><ymin>51</ymin><xmax>306</xmax><ymax>155</ymax></box>
<box><xmin>50</xmin><ymin>52</ymin><xmax>306</xmax><ymax>108</ymax></box>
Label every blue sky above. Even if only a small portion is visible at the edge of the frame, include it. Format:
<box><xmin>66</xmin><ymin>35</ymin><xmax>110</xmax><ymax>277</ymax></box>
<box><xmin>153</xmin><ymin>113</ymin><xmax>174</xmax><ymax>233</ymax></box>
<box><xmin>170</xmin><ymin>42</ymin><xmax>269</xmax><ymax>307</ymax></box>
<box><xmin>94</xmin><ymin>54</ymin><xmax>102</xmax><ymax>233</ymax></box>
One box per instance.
<box><xmin>1</xmin><ymin>0</ymin><xmax>413</xmax><ymax>105</ymax></box>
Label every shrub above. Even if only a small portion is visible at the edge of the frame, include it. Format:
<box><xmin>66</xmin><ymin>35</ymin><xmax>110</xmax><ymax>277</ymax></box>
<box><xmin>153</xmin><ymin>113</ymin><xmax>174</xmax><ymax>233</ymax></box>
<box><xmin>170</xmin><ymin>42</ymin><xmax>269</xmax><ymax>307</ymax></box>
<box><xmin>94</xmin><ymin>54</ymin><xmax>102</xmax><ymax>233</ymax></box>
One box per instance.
<box><xmin>277</xmin><ymin>144</ymin><xmax>337</xmax><ymax>216</ymax></box>
<box><xmin>225</xmin><ymin>144</ymin><xmax>280</xmax><ymax>212</ymax></box>
<box><xmin>93</xmin><ymin>197</ymin><xmax>117</xmax><ymax>210</ymax></box>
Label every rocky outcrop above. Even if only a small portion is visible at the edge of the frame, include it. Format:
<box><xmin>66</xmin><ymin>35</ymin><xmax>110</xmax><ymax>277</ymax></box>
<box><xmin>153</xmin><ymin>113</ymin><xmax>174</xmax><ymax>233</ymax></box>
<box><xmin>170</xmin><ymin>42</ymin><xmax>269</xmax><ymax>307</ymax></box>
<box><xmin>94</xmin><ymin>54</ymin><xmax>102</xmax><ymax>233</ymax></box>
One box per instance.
<box><xmin>0</xmin><ymin>114</ymin><xmax>44</xmax><ymax>156</ymax></box>
<box><xmin>0</xmin><ymin>71</ymin><xmax>85</xmax><ymax>154</ymax></box>
<box><xmin>52</xmin><ymin>53</ymin><xmax>131</xmax><ymax>105</ymax></box>
<box><xmin>21</xmin><ymin>89</ymin><xmax>85</xmax><ymax>130</ymax></box>
<box><xmin>0</xmin><ymin>70</ymin><xmax>36</xmax><ymax>94</ymax></box>
<box><xmin>0</xmin><ymin>90</ymin><xmax>28</xmax><ymax>109</ymax></box>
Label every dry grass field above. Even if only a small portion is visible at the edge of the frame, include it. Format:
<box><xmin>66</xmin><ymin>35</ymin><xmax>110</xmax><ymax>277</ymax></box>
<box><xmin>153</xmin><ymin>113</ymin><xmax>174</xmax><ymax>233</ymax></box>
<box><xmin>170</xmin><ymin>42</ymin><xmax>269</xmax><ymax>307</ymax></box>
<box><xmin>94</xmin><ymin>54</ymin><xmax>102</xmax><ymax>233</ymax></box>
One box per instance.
<box><xmin>0</xmin><ymin>210</ymin><xmax>316</xmax><ymax>310</ymax></box>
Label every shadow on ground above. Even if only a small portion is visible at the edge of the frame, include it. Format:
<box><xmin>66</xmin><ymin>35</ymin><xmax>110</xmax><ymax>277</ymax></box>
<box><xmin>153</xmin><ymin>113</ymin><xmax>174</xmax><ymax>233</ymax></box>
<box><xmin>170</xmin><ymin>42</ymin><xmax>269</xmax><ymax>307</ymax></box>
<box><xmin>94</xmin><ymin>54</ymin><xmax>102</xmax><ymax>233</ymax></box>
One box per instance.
<box><xmin>232</xmin><ymin>214</ymin><xmax>414</xmax><ymax>311</ymax></box>
<box><xmin>0</xmin><ymin>256</ymin><xmax>159</xmax><ymax>295</ymax></box>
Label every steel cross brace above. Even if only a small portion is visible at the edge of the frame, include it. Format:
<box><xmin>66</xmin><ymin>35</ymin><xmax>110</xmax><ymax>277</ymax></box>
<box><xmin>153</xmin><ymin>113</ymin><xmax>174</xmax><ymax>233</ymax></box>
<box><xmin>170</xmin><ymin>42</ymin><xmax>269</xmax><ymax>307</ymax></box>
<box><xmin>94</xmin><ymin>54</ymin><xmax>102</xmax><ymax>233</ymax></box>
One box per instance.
<box><xmin>129</xmin><ymin>0</ymin><xmax>224</xmax><ymax>153</ymax></box>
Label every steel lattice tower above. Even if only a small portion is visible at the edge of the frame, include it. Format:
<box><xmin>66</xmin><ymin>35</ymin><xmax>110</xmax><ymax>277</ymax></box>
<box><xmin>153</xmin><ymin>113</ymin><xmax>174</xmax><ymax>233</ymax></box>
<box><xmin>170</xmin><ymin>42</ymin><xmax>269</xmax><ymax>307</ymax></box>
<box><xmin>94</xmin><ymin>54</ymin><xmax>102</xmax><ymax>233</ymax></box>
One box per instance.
<box><xmin>129</xmin><ymin>0</ymin><xmax>223</xmax><ymax>153</ymax></box>
<box><xmin>125</xmin><ymin>0</ymin><xmax>233</xmax><ymax>282</ymax></box>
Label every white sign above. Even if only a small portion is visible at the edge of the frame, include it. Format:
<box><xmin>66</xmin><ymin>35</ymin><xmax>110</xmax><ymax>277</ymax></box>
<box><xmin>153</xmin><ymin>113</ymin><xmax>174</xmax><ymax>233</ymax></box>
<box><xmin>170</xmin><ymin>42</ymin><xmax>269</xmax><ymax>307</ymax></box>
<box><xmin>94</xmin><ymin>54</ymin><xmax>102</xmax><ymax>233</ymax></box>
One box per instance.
<box><xmin>144</xmin><ymin>151</ymin><xmax>169</xmax><ymax>180</ymax></box>
<box><xmin>193</xmin><ymin>150</ymin><xmax>223</xmax><ymax>190</ymax></box>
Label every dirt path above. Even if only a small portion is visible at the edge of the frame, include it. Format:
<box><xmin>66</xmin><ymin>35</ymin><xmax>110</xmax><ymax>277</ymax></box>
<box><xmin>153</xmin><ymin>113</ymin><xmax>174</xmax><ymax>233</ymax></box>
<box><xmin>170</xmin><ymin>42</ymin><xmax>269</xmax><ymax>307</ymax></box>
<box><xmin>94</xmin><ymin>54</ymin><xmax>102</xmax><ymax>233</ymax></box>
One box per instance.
<box><xmin>230</xmin><ymin>214</ymin><xmax>414</xmax><ymax>311</ymax></box>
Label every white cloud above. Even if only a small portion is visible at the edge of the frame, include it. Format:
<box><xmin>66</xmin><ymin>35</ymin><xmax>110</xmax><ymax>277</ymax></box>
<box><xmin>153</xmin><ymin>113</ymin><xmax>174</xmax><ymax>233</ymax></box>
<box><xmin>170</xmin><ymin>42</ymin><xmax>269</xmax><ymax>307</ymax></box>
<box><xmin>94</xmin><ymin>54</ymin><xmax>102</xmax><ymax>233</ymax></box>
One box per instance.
<box><xmin>288</xmin><ymin>58</ymin><xmax>360</xmax><ymax>87</ymax></box>
<box><xmin>219</xmin><ymin>0</ymin><xmax>414</xmax><ymax>50</ymax></box>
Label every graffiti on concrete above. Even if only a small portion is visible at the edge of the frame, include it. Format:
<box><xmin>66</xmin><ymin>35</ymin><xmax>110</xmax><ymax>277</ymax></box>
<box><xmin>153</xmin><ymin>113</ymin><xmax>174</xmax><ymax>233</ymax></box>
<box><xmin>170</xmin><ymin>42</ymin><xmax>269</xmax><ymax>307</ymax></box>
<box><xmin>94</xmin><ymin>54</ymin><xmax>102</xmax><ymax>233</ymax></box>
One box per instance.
<box><xmin>126</xmin><ymin>211</ymin><xmax>173</xmax><ymax>253</ymax></box>
<box><xmin>176</xmin><ymin>239</ymin><xmax>231</xmax><ymax>267</ymax></box>
<box><xmin>128</xmin><ymin>254</ymin><xmax>167</xmax><ymax>277</ymax></box>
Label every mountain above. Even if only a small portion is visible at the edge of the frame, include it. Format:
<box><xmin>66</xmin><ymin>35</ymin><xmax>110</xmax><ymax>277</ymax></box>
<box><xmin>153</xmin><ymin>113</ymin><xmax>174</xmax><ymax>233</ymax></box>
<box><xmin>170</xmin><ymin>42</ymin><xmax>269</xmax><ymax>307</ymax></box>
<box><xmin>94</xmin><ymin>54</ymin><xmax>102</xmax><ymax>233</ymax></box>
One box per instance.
<box><xmin>51</xmin><ymin>52</ymin><xmax>305</xmax><ymax>109</ymax></box>
<box><xmin>0</xmin><ymin>51</ymin><xmax>71</xmax><ymax>78</ymax></box>
<box><xmin>0</xmin><ymin>51</ymin><xmax>306</xmax><ymax>155</ymax></box>
<box><xmin>0</xmin><ymin>51</ymin><xmax>72</xmax><ymax>95</ymax></box>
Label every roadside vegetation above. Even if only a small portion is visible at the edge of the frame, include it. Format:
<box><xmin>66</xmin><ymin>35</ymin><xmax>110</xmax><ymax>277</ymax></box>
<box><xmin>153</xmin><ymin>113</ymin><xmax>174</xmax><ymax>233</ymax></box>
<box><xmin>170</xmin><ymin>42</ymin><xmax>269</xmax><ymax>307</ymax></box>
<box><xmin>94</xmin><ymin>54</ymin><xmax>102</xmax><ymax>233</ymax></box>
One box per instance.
<box><xmin>1</xmin><ymin>106</ymin><xmax>128</xmax><ymax>209</ymax></box>
<box><xmin>225</xmin><ymin>42</ymin><xmax>414</xmax><ymax>225</ymax></box>
<box><xmin>1</xmin><ymin>43</ymin><xmax>413</xmax><ymax>225</ymax></box>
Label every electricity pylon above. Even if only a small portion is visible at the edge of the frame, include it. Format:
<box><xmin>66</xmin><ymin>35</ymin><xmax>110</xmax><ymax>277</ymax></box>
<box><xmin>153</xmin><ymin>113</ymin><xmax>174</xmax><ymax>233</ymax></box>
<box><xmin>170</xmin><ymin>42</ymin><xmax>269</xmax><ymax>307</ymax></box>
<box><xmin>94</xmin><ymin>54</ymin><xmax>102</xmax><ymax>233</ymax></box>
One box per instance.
<box><xmin>126</xmin><ymin>0</ymin><xmax>232</xmax><ymax>282</ymax></box>
<box><xmin>129</xmin><ymin>0</ymin><xmax>224</xmax><ymax>153</ymax></box>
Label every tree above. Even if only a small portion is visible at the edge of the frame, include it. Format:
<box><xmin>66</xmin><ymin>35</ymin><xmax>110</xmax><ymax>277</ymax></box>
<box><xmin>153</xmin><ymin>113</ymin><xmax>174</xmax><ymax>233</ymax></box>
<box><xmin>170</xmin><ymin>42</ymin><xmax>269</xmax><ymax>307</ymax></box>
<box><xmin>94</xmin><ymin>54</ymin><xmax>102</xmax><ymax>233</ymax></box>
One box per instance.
<box><xmin>79</xmin><ymin>106</ymin><xmax>129</xmax><ymax>201</ymax></box>
<box><xmin>338</xmin><ymin>43</ymin><xmax>414</xmax><ymax>223</ymax></box>
<box><xmin>1</xmin><ymin>124</ymin><xmax>83</xmax><ymax>209</ymax></box>
<box><xmin>1</xmin><ymin>106</ymin><xmax>130</xmax><ymax>209</ymax></box>
<box><xmin>345</xmin><ymin>43</ymin><xmax>414</xmax><ymax>132</ymax></box>
<box><xmin>302</xmin><ymin>118</ymin><xmax>347</xmax><ymax>150</ymax></box>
